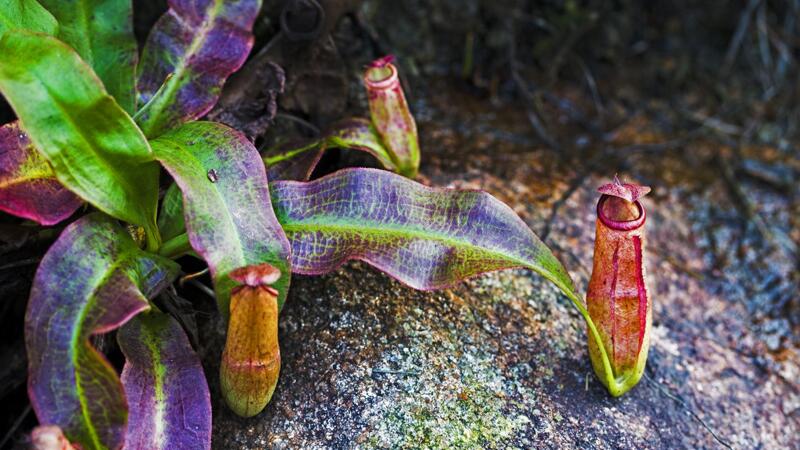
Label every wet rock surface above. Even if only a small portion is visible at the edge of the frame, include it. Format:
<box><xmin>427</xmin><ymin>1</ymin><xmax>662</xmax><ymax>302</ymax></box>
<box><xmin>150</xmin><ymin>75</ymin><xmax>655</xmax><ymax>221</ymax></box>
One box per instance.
<box><xmin>211</xmin><ymin>73</ymin><xmax>799</xmax><ymax>448</ymax></box>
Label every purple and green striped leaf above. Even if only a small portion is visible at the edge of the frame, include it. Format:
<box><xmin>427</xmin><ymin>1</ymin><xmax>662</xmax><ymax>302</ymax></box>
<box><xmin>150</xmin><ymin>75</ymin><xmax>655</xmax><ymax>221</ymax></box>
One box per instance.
<box><xmin>270</xmin><ymin>168</ymin><xmax>577</xmax><ymax>296</ymax></box>
<box><xmin>135</xmin><ymin>0</ymin><xmax>262</xmax><ymax>137</ymax></box>
<box><xmin>118</xmin><ymin>311</ymin><xmax>211</xmax><ymax>450</ymax></box>
<box><xmin>0</xmin><ymin>31</ymin><xmax>161</xmax><ymax>249</ymax></box>
<box><xmin>38</xmin><ymin>0</ymin><xmax>139</xmax><ymax>113</ymax></box>
<box><xmin>151</xmin><ymin>121</ymin><xmax>291</xmax><ymax>313</ymax></box>
<box><xmin>0</xmin><ymin>0</ymin><xmax>57</xmax><ymax>37</ymax></box>
<box><xmin>0</xmin><ymin>121</ymin><xmax>82</xmax><ymax>225</ymax></box>
<box><xmin>26</xmin><ymin>213</ymin><xmax>179</xmax><ymax>450</ymax></box>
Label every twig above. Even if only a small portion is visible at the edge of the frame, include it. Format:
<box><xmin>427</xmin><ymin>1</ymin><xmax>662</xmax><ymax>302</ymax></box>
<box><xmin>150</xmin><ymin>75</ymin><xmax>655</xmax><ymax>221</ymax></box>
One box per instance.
<box><xmin>0</xmin><ymin>257</ymin><xmax>40</xmax><ymax>271</ymax></box>
<box><xmin>723</xmin><ymin>0</ymin><xmax>762</xmax><ymax>74</ymax></box>
<box><xmin>0</xmin><ymin>404</ymin><xmax>31</xmax><ymax>449</ymax></box>
<box><xmin>275</xmin><ymin>112</ymin><xmax>321</xmax><ymax>135</ymax></box>
<box><xmin>716</xmin><ymin>153</ymin><xmax>774</xmax><ymax>246</ymax></box>
<box><xmin>186</xmin><ymin>279</ymin><xmax>216</xmax><ymax>301</ymax></box>
<box><xmin>179</xmin><ymin>268</ymin><xmax>209</xmax><ymax>287</ymax></box>
<box><xmin>506</xmin><ymin>23</ymin><xmax>560</xmax><ymax>151</ymax></box>
<box><xmin>576</xmin><ymin>57</ymin><xmax>605</xmax><ymax>116</ymax></box>
<box><xmin>540</xmin><ymin>170</ymin><xmax>587</xmax><ymax>242</ymax></box>
<box><xmin>644</xmin><ymin>374</ymin><xmax>733</xmax><ymax>450</ymax></box>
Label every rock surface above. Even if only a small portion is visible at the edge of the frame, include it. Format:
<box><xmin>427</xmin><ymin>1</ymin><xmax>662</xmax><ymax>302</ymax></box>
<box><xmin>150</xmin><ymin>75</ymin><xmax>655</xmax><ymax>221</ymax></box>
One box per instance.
<box><xmin>209</xmin><ymin>84</ymin><xmax>799</xmax><ymax>450</ymax></box>
<box><xmin>209</xmin><ymin>3</ymin><xmax>799</xmax><ymax>448</ymax></box>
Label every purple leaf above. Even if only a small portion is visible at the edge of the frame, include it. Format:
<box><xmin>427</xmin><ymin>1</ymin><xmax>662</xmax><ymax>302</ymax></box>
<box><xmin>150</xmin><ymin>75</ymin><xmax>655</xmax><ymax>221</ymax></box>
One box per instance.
<box><xmin>0</xmin><ymin>121</ymin><xmax>82</xmax><ymax>225</ymax></box>
<box><xmin>151</xmin><ymin>121</ymin><xmax>291</xmax><ymax>312</ymax></box>
<box><xmin>135</xmin><ymin>0</ymin><xmax>262</xmax><ymax>137</ymax></box>
<box><xmin>270</xmin><ymin>168</ymin><xmax>577</xmax><ymax>295</ymax></box>
<box><xmin>118</xmin><ymin>311</ymin><xmax>211</xmax><ymax>450</ymax></box>
<box><xmin>26</xmin><ymin>214</ymin><xmax>179</xmax><ymax>450</ymax></box>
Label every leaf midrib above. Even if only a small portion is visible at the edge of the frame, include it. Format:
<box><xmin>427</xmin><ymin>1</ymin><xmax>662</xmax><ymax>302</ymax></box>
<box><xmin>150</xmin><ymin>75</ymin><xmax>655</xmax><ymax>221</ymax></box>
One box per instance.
<box><xmin>0</xmin><ymin>170</ymin><xmax>57</xmax><ymax>189</ymax></box>
<box><xmin>280</xmin><ymin>219</ymin><xmax>577</xmax><ymax>298</ymax></box>
<box><xmin>26</xmin><ymin>67</ymin><xmax>152</xmax><ymax>225</ymax></box>
<box><xmin>142</xmin><ymin>0</ymin><xmax>224</xmax><ymax>127</ymax></box>
<box><xmin>279</xmin><ymin>220</ymin><xmax>532</xmax><ymax>267</ymax></box>
<box><xmin>70</xmin><ymin>246</ymin><xmax>139</xmax><ymax>450</ymax></box>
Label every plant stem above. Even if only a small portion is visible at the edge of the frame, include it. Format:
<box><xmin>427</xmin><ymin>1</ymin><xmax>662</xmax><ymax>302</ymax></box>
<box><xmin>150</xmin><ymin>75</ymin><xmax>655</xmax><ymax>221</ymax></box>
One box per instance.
<box><xmin>144</xmin><ymin>222</ymin><xmax>162</xmax><ymax>253</ymax></box>
<box><xmin>158</xmin><ymin>233</ymin><xmax>192</xmax><ymax>259</ymax></box>
<box><xmin>263</xmin><ymin>140</ymin><xmax>322</xmax><ymax>166</ymax></box>
<box><xmin>545</xmin><ymin>274</ymin><xmax>622</xmax><ymax>395</ymax></box>
<box><xmin>564</xmin><ymin>290</ymin><xmax>622</xmax><ymax>395</ymax></box>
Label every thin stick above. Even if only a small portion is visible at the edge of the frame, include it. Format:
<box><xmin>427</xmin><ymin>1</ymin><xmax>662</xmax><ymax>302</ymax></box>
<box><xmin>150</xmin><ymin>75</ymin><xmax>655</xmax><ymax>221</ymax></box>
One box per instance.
<box><xmin>723</xmin><ymin>0</ymin><xmax>762</xmax><ymax>73</ymax></box>
<box><xmin>0</xmin><ymin>257</ymin><xmax>40</xmax><ymax>271</ymax></box>
<box><xmin>187</xmin><ymin>279</ymin><xmax>217</xmax><ymax>301</ymax></box>
<box><xmin>0</xmin><ymin>404</ymin><xmax>31</xmax><ymax>449</ymax></box>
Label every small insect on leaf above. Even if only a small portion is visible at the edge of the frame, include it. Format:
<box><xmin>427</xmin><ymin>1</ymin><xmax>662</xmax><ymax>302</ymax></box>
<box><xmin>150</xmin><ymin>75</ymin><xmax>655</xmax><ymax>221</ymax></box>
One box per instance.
<box><xmin>207</xmin><ymin>168</ymin><xmax>218</xmax><ymax>183</ymax></box>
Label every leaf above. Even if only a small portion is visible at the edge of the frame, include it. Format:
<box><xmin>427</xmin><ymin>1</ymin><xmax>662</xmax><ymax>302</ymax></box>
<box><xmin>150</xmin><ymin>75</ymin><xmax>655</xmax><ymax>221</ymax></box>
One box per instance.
<box><xmin>26</xmin><ymin>213</ymin><xmax>179</xmax><ymax>450</ymax></box>
<box><xmin>157</xmin><ymin>183</ymin><xmax>186</xmax><ymax>242</ymax></box>
<box><xmin>0</xmin><ymin>31</ymin><xmax>161</xmax><ymax>249</ymax></box>
<box><xmin>263</xmin><ymin>119</ymin><xmax>397</xmax><ymax>181</ymax></box>
<box><xmin>266</xmin><ymin>142</ymin><xmax>324</xmax><ymax>182</ymax></box>
<box><xmin>118</xmin><ymin>311</ymin><xmax>212</xmax><ymax>450</ymax></box>
<box><xmin>135</xmin><ymin>0</ymin><xmax>262</xmax><ymax>137</ymax></box>
<box><xmin>0</xmin><ymin>121</ymin><xmax>82</xmax><ymax>225</ymax></box>
<box><xmin>324</xmin><ymin>118</ymin><xmax>397</xmax><ymax>170</ymax></box>
<box><xmin>0</xmin><ymin>0</ymin><xmax>57</xmax><ymax>37</ymax></box>
<box><xmin>270</xmin><ymin>168</ymin><xmax>577</xmax><ymax>295</ymax></box>
<box><xmin>151</xmin><ymin>121</ymin><xmax>291</xmax><ymax>312</ymax></box>
<box><xmin>38</xmin><ymin>0</ymin><xmax>138</xmax><ymax>113</ymax></box>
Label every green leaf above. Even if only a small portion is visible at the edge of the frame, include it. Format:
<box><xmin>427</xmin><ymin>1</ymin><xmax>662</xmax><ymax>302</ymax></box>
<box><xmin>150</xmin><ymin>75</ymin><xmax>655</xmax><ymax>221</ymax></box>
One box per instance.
<box><xmin>0</xmin><ymin>31</ymin><xmax>161</xmax><ymax>249</ymax></box>
<box><xmin>151</xmin><ymin>121</ymin><xmax>292</xmax><ymax>313</ymax></box>
<box><xmin>38</xmin><ymin>0</ymin><xmax>138</xmax><ymax>113</ymax></box>
<box><xmin>157</xmin><ymin>183</ymin><xmax>186</xmax><ymax>242</ymax></box>
<box><xmin>0</xmin><ymin>0</ymin><xmax>57</xmax><ymax>37</ymax></box>
<box><xmin>324</xmin><ymin>118</ymin><xmax>397</xmax><ymax>170</ymax></box>
<box><xmin>26</xmin><ymin>213</ymin><xmax>179</xmax><ymax>450</ymax></box>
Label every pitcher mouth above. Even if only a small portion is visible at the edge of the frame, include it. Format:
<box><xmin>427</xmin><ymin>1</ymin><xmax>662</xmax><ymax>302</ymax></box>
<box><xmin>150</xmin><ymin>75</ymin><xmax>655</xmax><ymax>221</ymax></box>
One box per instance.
<box><xmin>597</xmin><ymin>194</ymin><xmax>646</xmax><ymax>231</ymax></box>
<box><xmin>364</xmin><ymin>62</ymin><xmax>398</xmax><ymax>90</ymax></box>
